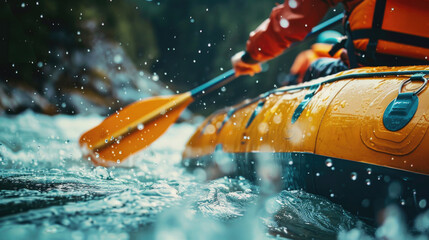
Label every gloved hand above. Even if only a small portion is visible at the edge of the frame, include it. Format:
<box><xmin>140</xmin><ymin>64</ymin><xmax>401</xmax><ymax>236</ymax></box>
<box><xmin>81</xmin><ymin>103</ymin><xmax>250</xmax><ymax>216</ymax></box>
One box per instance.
<box><xmin>231</xmin><ymin>51</ymin><xmax>262</xmax><ymax>77</ymax></box>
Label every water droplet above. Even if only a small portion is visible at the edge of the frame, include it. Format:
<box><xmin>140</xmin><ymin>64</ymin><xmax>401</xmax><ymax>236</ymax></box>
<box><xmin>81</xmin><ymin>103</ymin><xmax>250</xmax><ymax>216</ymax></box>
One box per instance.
<box><xmin>350</xmin><ymin>172</ymin><xmax>357</xmax><ymax>181</ymax></box>
<box><xmin>280</xmin><ymin>18</ymin><xmax>289</xmax><ymax>28</ymax></box>
<box><xmin>330</xmin><ymin>193</ymin><xmax>335</xmax><ymax>198</ymax></box>
<box><xmin>288</xmin><ymin>0</ymin><xmax>298</xmax><ymax>8</ymax></box>
<box><xmin>361</xmin><ymin>199</ymin><xmax>370</xmax><ymax>208</ymax></box>
<box><xmin>419</xmin><ymin>199</ymin><xmax>427</xmax><ymax>208</ymax></box>
<box><xmin>367</xmin><ymin>168</ymin><xmax>372</xmax><ymax>175</ymax></box>
<box><xmin>137</xmin><ymin>124</ymin><xmax>144</xmax><ymax>130</ymax></box>
<box><xmin>325</xmin><ymin>158</ymin><xmax>333</xmax><ymax>167</ymax></box>
<box><xmin>258</xmin><ymin>122</ymin><xmax>269</xmax><ymax>134</ymax></box>
<box><xmin>113</xmin><ymin>54</ymin><xmax>123</xmax><ymax>64</ymax></box>
<box><xmin>366</xmin><ymin>179</ymin><xmax>371</xmax><ymax>186</ymax></box>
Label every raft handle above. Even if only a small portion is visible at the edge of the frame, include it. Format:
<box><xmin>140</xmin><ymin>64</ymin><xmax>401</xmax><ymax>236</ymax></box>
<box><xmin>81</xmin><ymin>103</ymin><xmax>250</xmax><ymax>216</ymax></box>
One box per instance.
<box><xmin>399</xmin><ymin>73</ymin><xmax>427</xmax><ymax>95</ymax></box>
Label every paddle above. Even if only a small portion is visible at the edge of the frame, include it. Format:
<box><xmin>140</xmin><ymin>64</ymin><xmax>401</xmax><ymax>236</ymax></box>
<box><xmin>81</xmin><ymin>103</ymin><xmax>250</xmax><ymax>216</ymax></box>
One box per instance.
<box><xmin>79</xmin><ymin>70</ymin><xmax>237</xmax><ymax>166</ymax></box>
<box><xmin>79</xmin><ymin>13</ymin><xmax>344</xmax><ymax>167</ymax></box>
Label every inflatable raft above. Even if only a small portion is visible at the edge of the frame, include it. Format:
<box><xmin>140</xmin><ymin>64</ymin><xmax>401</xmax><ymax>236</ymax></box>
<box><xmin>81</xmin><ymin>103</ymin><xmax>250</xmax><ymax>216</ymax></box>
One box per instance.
<box><xmin>182</xmin><ymin>66</ymin><xmax>429</xmax><ymax>222</ymax></box>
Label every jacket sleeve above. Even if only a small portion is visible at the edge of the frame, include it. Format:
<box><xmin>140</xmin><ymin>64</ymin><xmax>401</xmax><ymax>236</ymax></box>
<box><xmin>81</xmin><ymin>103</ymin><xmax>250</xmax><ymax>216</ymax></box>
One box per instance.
<box><xmin>244</xmin><ymin>0</ymin><xmax>331</xmax><ymax>63</ymax></box>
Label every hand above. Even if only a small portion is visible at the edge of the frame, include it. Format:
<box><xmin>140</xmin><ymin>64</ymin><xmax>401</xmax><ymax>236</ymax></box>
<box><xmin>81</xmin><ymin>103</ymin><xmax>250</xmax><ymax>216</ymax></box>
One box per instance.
<box><xmin>231</xmin><ymin>51</ymin><xmax>262</xmax><ymax>77</ymax></box>
<box><xmin>339</xmin><ymin>49</ymin><xmax>350</xmax><ymax>67</ymax></box>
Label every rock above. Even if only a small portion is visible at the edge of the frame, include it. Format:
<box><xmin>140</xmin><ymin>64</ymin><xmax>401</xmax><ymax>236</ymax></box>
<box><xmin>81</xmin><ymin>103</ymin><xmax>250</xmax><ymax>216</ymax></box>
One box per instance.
<box><xmin>0</xmin><ymin>20</ymin><xmax>173</xmax><ymax>117</ymax></box>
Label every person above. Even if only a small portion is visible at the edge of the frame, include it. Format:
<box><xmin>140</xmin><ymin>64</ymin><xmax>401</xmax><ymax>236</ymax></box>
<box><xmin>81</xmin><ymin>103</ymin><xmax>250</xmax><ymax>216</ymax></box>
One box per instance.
<box><xmin>278</xmin><ymin>30</ymin><xmax>343</xmax><ymax>86</ymax></box>
<box><xmin>231</xmin><ymin>0</ymin><xmax>429</xmax><ymax>80</ymax></box>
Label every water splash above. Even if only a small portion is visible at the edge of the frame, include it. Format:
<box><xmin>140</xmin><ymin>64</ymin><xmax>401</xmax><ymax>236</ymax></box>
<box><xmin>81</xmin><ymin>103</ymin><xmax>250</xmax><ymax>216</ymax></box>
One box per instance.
<box><xmin>0</xmin><ymin>111</ymin><xmax>425</xmax><ymax>240</ymax></box>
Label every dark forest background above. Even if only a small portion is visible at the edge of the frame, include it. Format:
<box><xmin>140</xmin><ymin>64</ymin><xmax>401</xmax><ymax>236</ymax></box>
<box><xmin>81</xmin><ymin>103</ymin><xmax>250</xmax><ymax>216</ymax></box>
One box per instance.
<box><xmin>0</xmin><ymin>0</ymin><xmax>343</xmax><ymax>116</ymax></box>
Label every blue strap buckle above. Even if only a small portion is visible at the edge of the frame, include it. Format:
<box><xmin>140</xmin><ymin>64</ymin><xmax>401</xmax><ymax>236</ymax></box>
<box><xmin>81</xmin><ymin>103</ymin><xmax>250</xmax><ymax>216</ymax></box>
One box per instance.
<box><xmin>383</xmin><ymin>73</ymin><xmax>427</xmax><ymax>131</ymax></box>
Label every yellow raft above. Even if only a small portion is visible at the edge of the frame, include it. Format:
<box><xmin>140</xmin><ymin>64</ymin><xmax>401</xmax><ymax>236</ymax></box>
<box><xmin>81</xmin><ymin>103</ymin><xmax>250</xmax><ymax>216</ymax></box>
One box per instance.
<box><xmin>182</xmin><ymin>66</ymin><xmax>429</xmax><ymax>222</ymax></box>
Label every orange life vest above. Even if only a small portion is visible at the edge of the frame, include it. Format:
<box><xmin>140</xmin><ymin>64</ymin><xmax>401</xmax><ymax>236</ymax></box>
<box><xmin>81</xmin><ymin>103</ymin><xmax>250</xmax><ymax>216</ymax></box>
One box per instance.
<box><xmin>347</xmin><ymin>0</ymin><xmax>429</xmax><ymax>66</ymax></box>
<box><xmin>244</xmin><ymin>0</ymin><xmax>429</xmax><ymax>67</ymax></box>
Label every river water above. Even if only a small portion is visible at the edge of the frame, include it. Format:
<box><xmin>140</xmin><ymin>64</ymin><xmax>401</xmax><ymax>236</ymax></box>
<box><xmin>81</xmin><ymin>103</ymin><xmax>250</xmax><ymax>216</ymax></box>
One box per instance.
<box><xmin>0</xmin><ymin>111</ymin><xmax>428</xmax><ymax>240</ymax></box>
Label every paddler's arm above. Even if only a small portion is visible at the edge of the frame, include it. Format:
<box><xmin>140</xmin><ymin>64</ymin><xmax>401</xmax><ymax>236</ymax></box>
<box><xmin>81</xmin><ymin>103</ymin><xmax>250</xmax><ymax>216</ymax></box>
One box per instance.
<box><xmin>231</xmin><ymin>0</ymin><xmax>330</xmax><ymax>77</ymax></box>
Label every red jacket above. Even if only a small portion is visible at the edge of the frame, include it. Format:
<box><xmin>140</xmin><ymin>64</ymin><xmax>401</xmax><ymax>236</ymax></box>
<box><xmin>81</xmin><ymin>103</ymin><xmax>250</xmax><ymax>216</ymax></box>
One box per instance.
<box><xmin>245</xmin><ymin>0</ymin><xmax>429</xmax><ymax>66</ymax></box>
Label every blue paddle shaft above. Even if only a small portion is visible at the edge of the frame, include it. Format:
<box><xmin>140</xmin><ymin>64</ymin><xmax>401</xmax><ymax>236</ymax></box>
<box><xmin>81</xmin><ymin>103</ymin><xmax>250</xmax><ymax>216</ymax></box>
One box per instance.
<box><xmin>307</xmin><ymin>13</ymin><xmax>344</xmax><ymax>37</ymax></box>
<box><xmin>189</xmin><ymin>63</ymin><xmax>271</xmax><ymax>99</ymax></box>
<box><xmin>190</xmin><ymin>69</ymin><xmax>236</xmax><ymax>99</ymax></box>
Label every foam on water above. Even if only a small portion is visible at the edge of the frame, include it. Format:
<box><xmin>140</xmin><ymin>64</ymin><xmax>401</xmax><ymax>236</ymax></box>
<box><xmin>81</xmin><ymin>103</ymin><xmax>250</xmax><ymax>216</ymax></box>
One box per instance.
<box><xmin>0</xmin><ymin>111</ymin><xmax>428</xmax><ymax>240</ymax></box>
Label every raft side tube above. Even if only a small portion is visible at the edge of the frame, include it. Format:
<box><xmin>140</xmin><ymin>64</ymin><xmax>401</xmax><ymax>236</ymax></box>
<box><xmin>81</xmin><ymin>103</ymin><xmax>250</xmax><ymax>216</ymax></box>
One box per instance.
<box><xmin>183</xmin><ymin>66</ymin><xmax>429</xmax><ymax>175</ymax></box>
<box><xmin>182</xmin><ymin>66</ymin><xmax>429</xmax><ymax>223</ymax></box>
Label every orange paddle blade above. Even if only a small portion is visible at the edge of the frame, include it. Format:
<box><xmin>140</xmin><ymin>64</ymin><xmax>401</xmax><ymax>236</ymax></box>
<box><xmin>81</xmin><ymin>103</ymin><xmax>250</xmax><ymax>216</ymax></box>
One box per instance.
<box><xmin>79</xmin><ymin>92</ymin><xmax>193</xmax><ymax>166</ymax></box>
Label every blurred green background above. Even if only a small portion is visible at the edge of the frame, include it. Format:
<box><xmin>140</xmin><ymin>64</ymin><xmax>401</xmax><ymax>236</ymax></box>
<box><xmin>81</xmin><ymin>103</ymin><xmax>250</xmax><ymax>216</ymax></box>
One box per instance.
<box><xmin>0</xmin><ymin>0</ymin><xmax>343</xmax><ymax>116</ymax></box>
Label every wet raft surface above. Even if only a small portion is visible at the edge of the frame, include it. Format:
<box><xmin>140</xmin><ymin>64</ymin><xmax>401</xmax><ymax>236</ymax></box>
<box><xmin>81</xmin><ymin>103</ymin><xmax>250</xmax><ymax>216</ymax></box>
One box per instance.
<box><xmin>0</xmin><ymin>111</ymin><xmax>428</xmax><ymax>239</ymax></box>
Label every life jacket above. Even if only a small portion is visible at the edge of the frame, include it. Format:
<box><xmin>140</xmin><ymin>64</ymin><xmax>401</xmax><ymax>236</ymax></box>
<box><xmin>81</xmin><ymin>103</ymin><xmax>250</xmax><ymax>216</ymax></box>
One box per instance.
<box><xmin>346</xmin><ymin>0</ymin><xmax>429</xmax><ymax>67</ymax></box>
